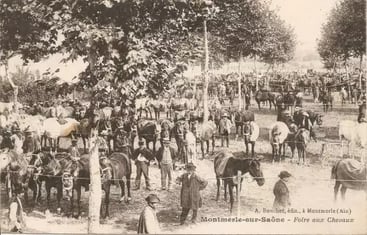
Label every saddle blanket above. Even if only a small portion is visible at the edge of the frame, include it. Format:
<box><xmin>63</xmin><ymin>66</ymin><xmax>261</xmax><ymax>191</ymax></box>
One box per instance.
<box><xmin>214</xmin><ymin>150</ymin><xmax>233</xmax><ymax>177</ymax></box>
<box><xmin>336</xmin><ymin>159</ymin><xmax>366</xmax><ymax>190</ymax></box>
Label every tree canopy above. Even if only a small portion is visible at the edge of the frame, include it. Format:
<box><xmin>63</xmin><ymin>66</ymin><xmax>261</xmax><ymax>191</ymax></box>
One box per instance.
<box><xmin>1</xmin><ymin>0</ymin><xmax>297</xmax><ymax>104</ymax></box>
<box><xmin>318</xmin><ymin>0</ymin><xmax>366</xmax><ymax>70</ymax></box>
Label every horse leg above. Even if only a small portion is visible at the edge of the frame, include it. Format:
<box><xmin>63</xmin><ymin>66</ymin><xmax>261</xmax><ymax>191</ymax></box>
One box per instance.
<box><xmin>224</xmin><ymin>180</ymin><xmax>227</xmax><ymax>202</ymax></box>
<box><xmin>81</xmin><ymin>137</ymin><xmax>85</xmax><ymax>153</ymax></box>
<box><xmin>251</xmin><ymin>142</ymin><xmax>255</xmax><ymax>158</ymax></box>
<box><xmin>56</xmin><ymin>183</ymin><xmax>62</xmax><ymax>213</ymax></box>
<box><xmin>201</xmin><ymin>141</ymin><xmax>204</xmax><ymax>159</ymax></box>
<box><xmin>340</xmin><ymin>185</ymin><xmax>347</xmax><ymax>201</ymax></box>
<box><xmin>104</xmin><ymin>184</ymin><xmax>111</xmax><ymax>218</ymax></box>
<box><xmin>245</xmin><ymin>140</ymin><xmax>249</xmax><ymax>156</ymax></box>
<box><xmin>77</xmin><ymin>187</ymin><xmax>82</xmax><ymax>218</ymax></box>
<box><xmin>229</xmin><ymin>184</ymin><xmax>234</xmax><ymax>214</ymax></box>
<box><xmin>119</xmin><ymin>180</ymin><xmax>125</xmax><ymax>203</ymax></box>
<box><xmin>46</xmin><ymin>182</ymin><xmax>51</xmax><ymax>213</ymax></box>
<box><xmin>216</xmin><ymin>178</ymin><xmax>220</xmax><ymax>201</ymax></box>
<box><xmin>126</xmin><ymin>175</ymin><xmax>131</xmax><ymax>201</ymax></box>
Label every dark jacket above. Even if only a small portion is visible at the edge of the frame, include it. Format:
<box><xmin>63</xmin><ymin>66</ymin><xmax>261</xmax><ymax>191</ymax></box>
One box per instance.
<box><xmin>156</xmin><ymin>146</ymin><xmax>177</xmax><ymax>163</ymax></box>
<box><xmin>273</xmin><ymin>179</ymin><xmax>290</xmax><ymax>209</ymax></box>
<box><xmin>131</xmin><ymin>147</ymin><xmax>155</xmax><ymax>163</ymax></box>
<box><xmin>177</xmin><ymin>172</ymin><xmax>208</xmax><ymax>210</ymax></box>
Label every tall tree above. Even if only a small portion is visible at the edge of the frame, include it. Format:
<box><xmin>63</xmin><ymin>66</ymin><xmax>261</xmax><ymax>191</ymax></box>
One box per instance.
<box><xmin>318</xmin><ymin>0</ymin><xmax>366</xmax><ymax>70</ymax></box>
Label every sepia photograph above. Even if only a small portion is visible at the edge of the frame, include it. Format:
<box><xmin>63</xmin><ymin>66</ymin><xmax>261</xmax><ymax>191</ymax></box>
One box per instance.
<box><xmin>0</xmin><ymin>0</ymin><xmax>366</xmax><ymax>234</ymax></box>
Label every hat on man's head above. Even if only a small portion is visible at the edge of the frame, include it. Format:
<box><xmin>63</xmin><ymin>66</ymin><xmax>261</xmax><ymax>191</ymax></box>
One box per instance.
<box><xmin>186</xmin><ymin>162</ymin><xmax>196</xmax><ymax>171</ymax></box>
<box><xmin>72</xmin><ymin>138</ymin><xmax>78</xmax><ymax>143</ymax></box>
<box><xmin>162</xmin><ymin>137</ymin><xmax>170</xmax><ymax>143</ymax></box>
<box><xmin>222</xmin><ymin>112</ymin><xmax>229</xmax><ymax>118</ymax></box>
<box><xmin>145</xmin><ymin>194</ymin><xmax>160</xmax><ymax>204</ymax></box>
<box><xmin>278</xmin><ymin>171</ymin><xmax>292</xmax><ymax>179</ymax></box>
<box><xmin>138</xmin><ymin>139</ymin><xmax>145</xmax><ymax>146</ymax></box>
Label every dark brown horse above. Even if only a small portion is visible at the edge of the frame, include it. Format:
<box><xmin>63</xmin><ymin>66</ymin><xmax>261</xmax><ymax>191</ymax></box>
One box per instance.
<box><xmin>255</xmin><ymin>91</ymin><xmax>276</xmax><ymax>110</ymax></box>
<box><xmin>331</xmin><ymin>159</ymin><xmax>367</xmax><ymax>201</ymax></box>
<box><xmin>214</xmin><ymin>151</ymin><xmax>265</xmax><ymax>213</ymax></box>
<box><xmin>99</xmin><ymin>152</ymin><xmax>132</xmax><ymax>218</ymax></box>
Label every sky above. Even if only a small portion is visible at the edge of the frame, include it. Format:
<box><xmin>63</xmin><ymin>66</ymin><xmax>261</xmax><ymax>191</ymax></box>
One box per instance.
<box><xmin>270</xmin><ymin>0</ymin><xmax>337</xmax><ymax>55</ymax></box>
<box><xmin>0</xmin><ymin>0</ymin><xmax>337</xmax><ymax>82</ymax></box>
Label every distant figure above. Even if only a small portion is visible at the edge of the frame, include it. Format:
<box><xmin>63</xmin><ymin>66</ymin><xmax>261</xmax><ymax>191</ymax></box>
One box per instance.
<box><xmin>68</xmin><ymin>138</ymin><xmax>80</xmax><ymax>160</ymax></box>
<box><xmin>219</xmin><ymin>112</ymin><xmax>232</xmax><ymax>147</ymax></box>
<box><xmin>273</xmin><ymin>171</ymin><xmax>292</xmax><ymax>209</ymax></box>
<box><xmin>137</xmin><ymin>194</ymin><xmax>161</xmax><ymax>234</ymax></box>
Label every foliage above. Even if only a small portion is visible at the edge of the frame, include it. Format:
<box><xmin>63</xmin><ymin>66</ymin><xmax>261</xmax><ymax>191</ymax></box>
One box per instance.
<box><xmin>318</xmin><ymin>0</ymin><xmax>366</xmax><ymax>69</ymax></box>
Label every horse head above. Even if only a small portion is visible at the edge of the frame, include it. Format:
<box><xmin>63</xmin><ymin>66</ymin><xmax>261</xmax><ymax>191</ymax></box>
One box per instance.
<box><xmin>296</xmin><ymin>128</ymin><xmax>310</xmax><ymax>146</ymax></box>
<box><xmin>246</xmin><ymin>158</ymin><xmax>265</xmax><ymax>186</ymax></box>
<box><xmin>316</xmin><ymin>114</ymin><xmax>323</xmax><ymax>126</ymax></box>
<box><xmin>27</xmin><ymin>153</ymin><xmax>44</xmax><ymax>182</ymax></box>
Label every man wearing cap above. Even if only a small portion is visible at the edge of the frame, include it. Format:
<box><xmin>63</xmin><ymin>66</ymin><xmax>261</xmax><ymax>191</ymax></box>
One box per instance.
<box><xmin>137</xmin><ymin>194</ymin><xmax>161</xmax><ymax>234</ymax></box>
<box><xmin>357</xmin><ymin>95</ymin><xmax>366</xmax><ymax>123</ymax></box>
<box><xmin>156</xmin><ymin>137</ymin><xmax>177</xmax><ymax>191</ymax></box>
<box><xmin>219</xmin><ymin>112</ymin><xmax>232</xmax><ymax>147</ymax></box>
<box><xmin>132</xmin><ymin>140</ymin><xmax>154</xmax><ymax>191</ymax></box>
<box><xmin>176</xmin><ymin>163</ymin><xmax>208</xmax><ymax>224</ymax></box>
<box><xmin>273</xmin><ymin>171</ymin><xmax>292</xmax><ymax>209</ymax></box>
<box><xmin>22</xmin><ymin>128</ymin><xmax>41</xmax><ymax>155</ymax></box>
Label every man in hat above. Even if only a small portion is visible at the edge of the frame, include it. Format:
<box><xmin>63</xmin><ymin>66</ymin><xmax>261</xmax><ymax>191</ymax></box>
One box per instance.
<box><xmin>132</xmin><ymin>140</ymin><xmax>155</xmax><ymax>191</ymax></box>
<box><xmin>10</xmin><ymin>126</ymin><xmax>23</xmax><ymax>155</ymax></box>
<box><xmin>176</xmin><ymin>163</ymin><xmax>208</xmax><ymax>224</ymax></box>
<box><xmin>156</xmin><ymin>137</ymin><xmax>177</xmax><ymax>191</ymax></box>
<box><xmin>273</xmin><ymin>171</ymin><xmax>292</xmax><ymax>209</ymax></box>
<box><xmin>113</xmin><ymin>127</ymin><xmax>129</xmax><ymax>153</ymax></box>
<box><xmin>22</xmin><ymin>128</ymin><xmax>41</xmax><ymax>155</ymax></box>
<box><xmin>1</xmin><ymin>128</ymin><xmax>13</xmax><ymax>150</ymax></box>
<box><xmin>137</xmin><ymin>194</ymin><xmax>161</xmax><ymax>234</ymax></box>
<box><xmin>219</xmin><ymin>112</ymin><xmax>232</xmax><ymax>147</ymax></box>
<box><xmin>68</xmin><ymin>138</ymin><xmax>80</xmax><ymax>161</ymax></box>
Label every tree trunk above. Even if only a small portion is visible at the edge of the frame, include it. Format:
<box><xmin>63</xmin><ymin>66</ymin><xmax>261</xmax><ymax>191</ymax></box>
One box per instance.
<box><xmin>4</xmin><ymin>59</ymin><xmax>19</xmax><ymax>112</ymax></box>
<box><xmin>87</xmin><ymin>38</ymin><xmax>101</xmax><ymax>233</ymax></box>
<box><xmin>202</xmin><ymin>19</ymin><xmax>209</xmax><ymax>122</ymax></box>
<box><xmin>238</xmin><ymin>53</ymin><xmax>242</xmax><ymax>110</ymax></box>
<box><xmin>87</xmin><ymin>131</ymin><xmax>102</xmax><ymax>233</ymax></box>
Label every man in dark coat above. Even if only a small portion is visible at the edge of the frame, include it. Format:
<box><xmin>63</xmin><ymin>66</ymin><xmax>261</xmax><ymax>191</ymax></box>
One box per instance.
<box><xmin>22</xmin><ymin>129</ymin><xmax>41</xmax><ymax>156</ymax></box>
<box><xmin>273</xmin><ymin>171</ymin><xmax>292</xmax><ymax>209</ymax></box>
<box><xmin>137</xmin><ymin>194</ymin><xmax>161</xmax><ymax>234</ymax></box>
<box><xmin>176</xmin><ymin>163</ymin><xmax>208</xmax><ymax>224</ymax></box>
<box><xmin>132</xmin><ymin>140</ymin><xmax>155</xmax><ymax>191</ymax></box>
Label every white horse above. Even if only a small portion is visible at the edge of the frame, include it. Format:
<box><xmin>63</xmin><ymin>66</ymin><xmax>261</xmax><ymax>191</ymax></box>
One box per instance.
<box><xmin>339</xmin><ymin>120</ymin><xmax>367</xmax><ymax>157</ymax></box>
<box><xmin>42</xmin><ymin>118</ymin><xmax>79</xmax><ymax>151</ymax></box>
<box><xmin>269</xmin><ymin>121</ymin><xmax>290</xmax><ymax>163</ymax></box>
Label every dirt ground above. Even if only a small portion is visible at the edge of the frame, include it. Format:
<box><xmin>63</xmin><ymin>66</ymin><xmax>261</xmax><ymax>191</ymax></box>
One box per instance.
<box><xmin>1</xmin><ymin>95</ymin><xmax>366</xmax><ymax>234</ymax></box>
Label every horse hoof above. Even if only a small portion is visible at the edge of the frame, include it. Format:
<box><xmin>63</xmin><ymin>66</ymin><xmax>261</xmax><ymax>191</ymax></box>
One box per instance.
<box><xmin>127</xmin><ymin>197</ymin><xmax>132</xmax><ymax>202</ymax></box>
<box><xmin>45</xmin><ymin>209</ymin><xmax>51</xmax><ymax>216</ymax></box>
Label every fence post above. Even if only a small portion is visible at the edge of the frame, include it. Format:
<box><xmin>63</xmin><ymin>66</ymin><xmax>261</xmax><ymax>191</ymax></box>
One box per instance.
<box><xmin>237</xmin><ymin>170</ymin><xmax>241</xmax><ymax>217</ymax></box>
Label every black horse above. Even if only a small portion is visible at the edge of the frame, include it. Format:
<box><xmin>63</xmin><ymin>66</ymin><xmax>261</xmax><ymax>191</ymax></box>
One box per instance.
<box><xmin>137</xmin><ymin>120</ymin><xmax>160</xmax><ymax>153</ymax></box>
<box><xmin>38</xmin><ymin>152</ymin><xmax>68</xmax><ymax>213</ymax></box>
<box><xmin>99</xmin><ymin>152</ymin><xmax>132</xmax><ymax>218</ymax></box>
<box><xmin>232</xmin><ymin>110</ymin><xmax>255</xmax><ymax>138</ymax></box>
<box><xmin>214</xmin><ymin>152</ymin><xmax>265</xmax><ymax>213</ymax></box>
<box><xmin>255</xmin><ymin>90</ymin><xmax>276</xmax><ymax>110</ymax></box>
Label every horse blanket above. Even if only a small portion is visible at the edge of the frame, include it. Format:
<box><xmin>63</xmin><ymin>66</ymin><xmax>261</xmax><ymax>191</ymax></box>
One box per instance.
<box><xmin>333</xmin><ymin>159</ymin><xmax>367</xmax><ymax>190</ymax></box>
<box><xmin>213</xmin><ymin>150</ymin><xmax>233</xmax><ymax>177</ymax></box>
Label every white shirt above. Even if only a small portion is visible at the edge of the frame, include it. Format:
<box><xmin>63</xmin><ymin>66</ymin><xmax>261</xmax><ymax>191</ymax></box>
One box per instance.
<box><xmin>137</xmin><ymin>153</ymin><xmax>149</xmax><ymax>162</ymax></box>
